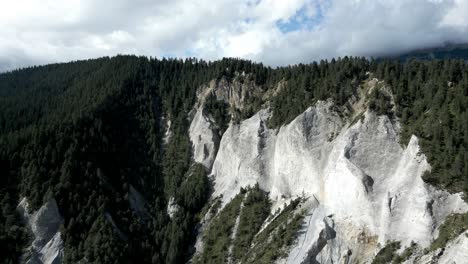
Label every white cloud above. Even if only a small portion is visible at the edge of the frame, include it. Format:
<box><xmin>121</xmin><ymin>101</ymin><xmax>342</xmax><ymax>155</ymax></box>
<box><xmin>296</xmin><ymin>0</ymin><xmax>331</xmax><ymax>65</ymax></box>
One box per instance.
<box><xmin>0</xmin><ymin>0</ymin><xmax>468</xmax><ymax>71</ymax></box>
<box><xmin>442</xmin><ymin>0</ymin><xmax>468</xmax><ymax>28</ymax></box>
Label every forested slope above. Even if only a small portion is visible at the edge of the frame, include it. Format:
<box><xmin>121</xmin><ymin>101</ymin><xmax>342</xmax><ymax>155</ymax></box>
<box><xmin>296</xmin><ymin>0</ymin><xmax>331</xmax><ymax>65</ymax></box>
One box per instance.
<box><xmin>0</xmin><ymin>56</ymin><xmax>466</xmax><ymax>263</ymax></box>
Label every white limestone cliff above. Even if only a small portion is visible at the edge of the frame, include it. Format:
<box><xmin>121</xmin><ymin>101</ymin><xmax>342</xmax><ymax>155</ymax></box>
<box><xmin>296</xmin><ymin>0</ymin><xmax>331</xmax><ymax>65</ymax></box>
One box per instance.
<box><xmin>190</xmin><ymin>96</ymin><xmax>468</xmax><ymax>263</ymax></box>
<box><xmin>436</xmin><ymin>233</ymin><xmax>468</xmax><ymax>264</ymax></box>
<box><xmin>402</xmin><ymin>231</ymin><xmax>468</xmax><ymax>264</ymax></box>
<box><xmin>189</xmin><ymin>106</ymin><xmax>219</xmax><ymax>170</ymax></box>
<box><xmin>189</xmin><ymin>74</ymin><xmax>263</xmax><ymax>171</ymax></box>
<box><xmin>17</xmin><ymin>198</ymin><xmax>64</xmax><ymax>264</ymax></box>
<box><xmin>207</xmin><ymin>75</ymin><xmax>263</xmax><ymax>110</ymax></box>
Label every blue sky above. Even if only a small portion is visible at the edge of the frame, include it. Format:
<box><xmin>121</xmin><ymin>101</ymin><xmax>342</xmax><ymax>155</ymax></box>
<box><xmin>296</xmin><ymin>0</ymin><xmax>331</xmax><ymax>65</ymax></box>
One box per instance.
<box><xmin>276</xmin><ymin>4</ymin><xmax>324</xmax><ymax>33</ymax></box>
<box><xmin>1</xmin><ymin>0</ymin><xmax>468</xmax><ymax>71</ymax></box>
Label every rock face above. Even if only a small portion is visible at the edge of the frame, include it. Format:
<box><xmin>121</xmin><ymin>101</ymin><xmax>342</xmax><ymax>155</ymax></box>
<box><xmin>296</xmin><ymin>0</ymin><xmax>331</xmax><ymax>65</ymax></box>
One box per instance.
<box><xmin>190</xmin><ymin>96</ymin><xmax>468</xmax><ymax>263</ymax></box>
<box><xmin>408</xmin><ymin>231</ymin><xmax>468</xmax><ymax>264</ymax></box>
<box><xmin>166</xmin><ymin>196</ymin><xmax>180</xmax><ymax>219</ymax></box>
<box><xmin>436</xmin><ymin>232</ymin><xmax>468</xmax><ymax>263</ymax></box>
<box><xmin>189</xmin><ymin>106</ymin><xmax>220</xmax><ymax>170</ymax></box>
<box><xmin>206</xmin><ymin>76</ymin><xmax>262</xmax><ymax>111</ymax></box>
<box><xmin>189</xmin><ymin>74</ymin><xmax>263</xmax><ymax>171</ymax></box>
<box><xmin>17</xmin><ymin>198</ymin><xmax>64</xmax><ymax>264</ymax></box>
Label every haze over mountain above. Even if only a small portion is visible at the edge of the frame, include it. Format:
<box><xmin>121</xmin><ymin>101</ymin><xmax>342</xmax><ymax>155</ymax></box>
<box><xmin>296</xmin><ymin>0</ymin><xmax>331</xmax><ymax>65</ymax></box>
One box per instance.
<box><xmin>393</xmin><ymin>43</ymin><xmax>468</xmax><ymax>62</ymax></box>
<box><xmin>2</xmin><ymin>0</ymin><xmax>468</xmax><ymax>71</ymax></box>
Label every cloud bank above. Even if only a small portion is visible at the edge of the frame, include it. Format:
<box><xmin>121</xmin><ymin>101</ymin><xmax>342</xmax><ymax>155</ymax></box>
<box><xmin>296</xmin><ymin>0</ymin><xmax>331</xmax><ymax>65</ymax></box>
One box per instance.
<box><xmin>1</xmin><ymin>0</ymin><xmax>468</xmax><ymax>71</ymax></box>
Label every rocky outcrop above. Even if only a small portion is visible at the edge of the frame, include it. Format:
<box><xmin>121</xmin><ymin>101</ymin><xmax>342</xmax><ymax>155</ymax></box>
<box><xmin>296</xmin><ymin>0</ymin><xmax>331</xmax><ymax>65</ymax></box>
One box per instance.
<box><xmin>189</xmin><ymin>106</ymin><xmax>220</xmax><ymax>170</ymax></box>
<box><xmin>206</xmin><ymin>75</ymin><xmax>263</xmax><ymax>111</ymax></box>
<box><xmin>187</xmin><ymin>76</ymin><xmax>468</xmax><ymax>263</ymax></box>
<box><xmin>17</xmin><ymin>198</ymin><xmax>64</xmax><ymax>264</ymax></box>
<box><xmin>404</xmin><ymin>231</ymin><xmax>468</xmax><ymax>264</ymax></box>
<box><xmin>202</xmin><ymin>100</ymin><xmax>467</xmax><ymax>263</ymax></box>
<box><xmin>211</xmin><ymin>100</ymin><xmax>344</xmax><ymax>207</ymax></box>
<box><xmin>189</xmin><ymin>74</ymin><xmax>264</xmax><ymax>171</ymax></box>
<box><xmin>166</xmin><ymin>196</ymin><xmax>180</xmax><ymax>219</ymax></box>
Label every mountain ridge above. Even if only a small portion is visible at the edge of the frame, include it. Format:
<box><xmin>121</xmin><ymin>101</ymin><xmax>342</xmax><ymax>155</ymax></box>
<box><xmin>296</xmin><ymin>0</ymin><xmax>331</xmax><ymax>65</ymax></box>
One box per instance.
<box><xmin>0</xmin><ymin>56</ymin><xmax>467</xmax><ymax>263</ymax></box>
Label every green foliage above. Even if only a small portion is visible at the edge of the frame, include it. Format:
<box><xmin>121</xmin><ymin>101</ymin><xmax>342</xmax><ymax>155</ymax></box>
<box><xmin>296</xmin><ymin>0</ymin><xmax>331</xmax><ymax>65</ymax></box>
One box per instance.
<box><xmin>204</xmin><ymin>93</ymin><xmax>230</xmax><ymax>136</ymax></box>
<box><xmin>195</xmin><ymin>185</ymin><xmax>271</xmax><ymax>264</ymax></box>
<box><xmin>267</xmin><ymin>57</ymin><xmax>369</xmax><ymax>128</ymax></box>
<box><xmin>372</xmin><ymin>241</ymin><xmax>401</xmax><ymax>264</ymax></box>
<box><xmin>397</xmin><ymin>242</ymin><xmax>417</xmax><ymax>262</ymax></box>
<box><xmin>396</xmin><ymin>44</ymin><xmax>468</xmax><ymax>62</ymax></box>
<box><xmin>0</xmin><ymin>56</ymin><xmax>264</xmax><ymax>263</ymax></box>
<box><xmin>374</xmin><ymin>59</ymin><xmax>468</xmax><ymax>196</ymax></box>
<box><xmin>81</xmin><ymin>214</ymin><xmax>127</xmax><ymax>263</ymax></box>
<box><xmin>195</xmin><ymin>196</ymin><xmax>221</xmax><ymax>224</ymax></box>
<box><xmin>231</xmin><ymin>184</ymin><xmax>271</xmax><ymax>262</ymax></box>
<box><xmin>0</xmin><ymin>55</ymin><xmax>467</xmax><ymax>263</ymax></box>
<box><xmin>428</xmin><ymin>212</ymin><xmax>468</xmax><ymax>252</ymax></box>
<box><xmin>195</xmin><ymin>192</ymin><xmax>245</xmax><ymax>264</ymax></box>
<box><xmin>177</xmin><ymin>164</ymin><xmax>210</xmax><ymax>213</ymax></box>
<box><xmin>368</xmin><ymin>88</ymin><xmax>394</xmax><ymax>118</ymax></box>
<box><xmin>372</xmin><ymin>240</ymin><xmax>417</xmax><ymax>264</ymax></box>
<box><xmin>242</xmin><ymin>198</ymin><xmax>305</xmax><ymax>263</ymax></box>
<box><xmin>0</xmin><ymin>189</ymin><xmax>29</xmax><ymax>263</ymax></box>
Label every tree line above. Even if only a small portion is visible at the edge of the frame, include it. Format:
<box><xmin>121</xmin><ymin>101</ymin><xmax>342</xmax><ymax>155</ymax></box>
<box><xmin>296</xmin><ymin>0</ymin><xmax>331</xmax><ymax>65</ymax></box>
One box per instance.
<box><xmin>0</xmin><ymin>55</ymin><xmax>466</xmax><ymax>263</ymax></box>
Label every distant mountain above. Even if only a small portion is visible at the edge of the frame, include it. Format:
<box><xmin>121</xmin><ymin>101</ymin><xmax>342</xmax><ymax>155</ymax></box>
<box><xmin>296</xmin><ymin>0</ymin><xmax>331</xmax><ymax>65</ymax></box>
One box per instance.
<box><xmin>389</xmin><ymin>43</ymin><xmax>468</xmax><ymax>61</ymax></box>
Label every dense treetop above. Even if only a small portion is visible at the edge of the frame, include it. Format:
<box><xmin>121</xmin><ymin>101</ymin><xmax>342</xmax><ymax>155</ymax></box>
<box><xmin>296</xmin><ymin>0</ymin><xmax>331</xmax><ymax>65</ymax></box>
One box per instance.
<box><xmin>0</xmin><ymin>55</ymin><xmax>466</xmax><ymax>263</ymax></box>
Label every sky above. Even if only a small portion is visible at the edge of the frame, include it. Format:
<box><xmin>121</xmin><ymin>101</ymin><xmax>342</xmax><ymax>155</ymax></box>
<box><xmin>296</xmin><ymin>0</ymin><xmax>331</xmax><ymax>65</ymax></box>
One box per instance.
<box><xmin>1</xmin><ymin>0</ymin><xmax>468</xmax><ymax>71</ymax></box>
